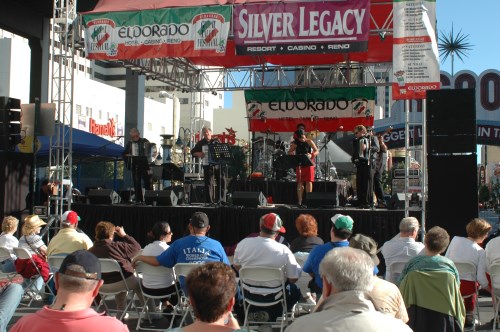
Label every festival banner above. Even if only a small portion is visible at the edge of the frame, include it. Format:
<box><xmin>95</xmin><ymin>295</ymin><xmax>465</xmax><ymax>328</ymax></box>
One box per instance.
<box><xmin>392</xmin><ymin>0</ymin><xmax>440</xmax><ymax>100</ymax></box>
<box><xmin>82</xmin><ymin>6</ymin><xmax>232</xmax><ymax>60</ymax></box>
<box><xmin>233</xmin><ymin>0</ymin><xmax>370</xmax><ymax>55</ymax></box>
<box><xmin>245</xmin><ymin>87</ymin><xmax>375</xmax><ymax>132</ymax></box>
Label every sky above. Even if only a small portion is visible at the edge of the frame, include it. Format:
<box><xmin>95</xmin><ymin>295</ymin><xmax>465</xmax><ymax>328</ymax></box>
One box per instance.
<box><xmin>224</xmin><ymin>0</ymin><xmax>500</xmax><ymax>107</ymax></box>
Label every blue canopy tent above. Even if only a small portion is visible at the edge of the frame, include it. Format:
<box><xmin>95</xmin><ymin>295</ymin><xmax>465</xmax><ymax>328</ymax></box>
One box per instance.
<box><xmin>18</xmin><ymin>126</ymin><xmax>125</xmax><ymax>191</ymax></box>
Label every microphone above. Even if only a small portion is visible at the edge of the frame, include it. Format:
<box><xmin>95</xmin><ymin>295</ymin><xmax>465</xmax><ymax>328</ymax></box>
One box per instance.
<box><xmin>114</xmin><ymin>135</ymin><xmax>125</xmax><ymax>138</ymax></box>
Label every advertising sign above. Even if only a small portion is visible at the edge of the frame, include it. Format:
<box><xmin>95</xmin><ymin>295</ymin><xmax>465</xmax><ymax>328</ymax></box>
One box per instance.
<box><xmin>82</xmin><ymin>6</ymin><xmax>232</xmax><ymax>60</ymax></box>
<box><xmin>245</xmin><ymin>87</ymin><xmax>375</xmax><ymax>132</ymax></box>
<box><xmin>392</xmin><ymin>0</ymin><xmax>440</xmax><ymax>99</ymax></box>
<box><xmin>233</xmin><ymin>0</ymin><xmax>370</xmax><ymax>55</ymax></box>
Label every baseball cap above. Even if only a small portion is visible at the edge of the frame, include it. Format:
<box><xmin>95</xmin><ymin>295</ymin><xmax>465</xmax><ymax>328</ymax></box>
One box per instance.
<box><xmin>190</xmin><ymin>212</ymin><xmax>209</xmax><ymax>228</ymax></box>
<box><xmin>62</xmin><ymin>210</ymin><xmax>80</xmax><ymax>225</ymax></box>
<box><xmin>331</xmin><ymin>214</ymin><xmax>354</xmax><ymax>231</ymax></box>
<box><xmin>59</xmin><ymin>250</ymin><xmax>101</xmax><ymax>280</ymax></box>
<box><xmin>349</xmin><ymin>234</ymin><xmax>380</xmax><ymax>266</ymax></box>
<box><xmin>260</xmin><ymin>213</ymin><xmax>286</xmax><ymax>233</ymax></box>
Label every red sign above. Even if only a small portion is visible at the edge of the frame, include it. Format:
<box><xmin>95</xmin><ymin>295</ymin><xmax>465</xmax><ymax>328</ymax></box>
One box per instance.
<box><xmin>89</xmin><ymin>118</ymin><xmax>116</xmax><ymax>137</ymax></box>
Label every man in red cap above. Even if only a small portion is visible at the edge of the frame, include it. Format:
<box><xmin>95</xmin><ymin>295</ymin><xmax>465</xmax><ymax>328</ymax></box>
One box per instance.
<box><xmin>47</xmin><ymin>211</ymin><xmax>94</xmax><ymax>257</ymax></box>
<box><xmin>233</xmin><ymin>213</ymin><xmax>302</xmax><ymax>323</ymax></box>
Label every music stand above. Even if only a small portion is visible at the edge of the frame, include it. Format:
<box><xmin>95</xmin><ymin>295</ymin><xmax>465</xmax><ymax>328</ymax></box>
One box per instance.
<box><xmin>208</xmin><ymin>143</ymin><xmax>232</xmax><ymax>205</ymax></box>
<box><xmin>275</xmin><ymin>155</ymin><xmax>314</xmax><ymax>206</ymax></box>
<box><xmin>162</xmin><ymin>163</ymin><xmax>185</xmax><ymax>182</ymax></box>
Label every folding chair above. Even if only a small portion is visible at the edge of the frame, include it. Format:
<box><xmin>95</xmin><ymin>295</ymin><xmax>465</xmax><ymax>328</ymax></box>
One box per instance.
<box><xmin>13</xmin><ymin>247</ymin><xmax>55</xmax><ymax>307</ymax></box>
<box><xmin>172</xmin><ymin>263</ymin><xmax>200</xmax><ymax>327</ymax></box>
<box><xmin>453</xmin><ymin>260</ymin><xmax>480</xmax><ymax>330</ymax></box>
<box><xmin>239</xmin><ymin>265</ymin><xmax>291</xmax><ymax>332</ymax></box>
<box><xmin>134</xmin><ymin>261</ymin><xmax>179</xmax><ymax>331</ymax></box>
<box><xmin>0</xmin><ymin>247</ymin><xmax>19</xmax><ymax>283</ymax></box>
<box><xmin>96</xmin><ymin>258</ymin><xmax>139</xmax><ymax>320</ymax></box>
<box><xmin>489</xmin><ymin>263</ymin><xmax>500</xmax><ymax>332</ymax></box>
<box><xmin>386</xmin><ymin>261</ymin><xmax>408</xmax><ymax>284</ymax></box>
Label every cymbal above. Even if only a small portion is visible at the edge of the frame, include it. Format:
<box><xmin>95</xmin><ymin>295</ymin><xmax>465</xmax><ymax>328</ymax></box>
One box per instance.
<box><xmin>306</xmin><ymin>130</ymin><xmax>321</xmax><ymax>139</ymax></box>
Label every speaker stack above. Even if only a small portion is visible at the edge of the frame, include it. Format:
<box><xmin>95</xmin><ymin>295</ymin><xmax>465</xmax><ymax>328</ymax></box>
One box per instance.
<box><xmin>306</xmin><ymin>192</ymin><xmax>338</xmax><ymax>208</ymax></box>
<box><xmin>144</xmin><ymin>190</ymin><xmax>178</xmax><ymax>206</ymax></box>
<box><xmin>426</xmin><ymin>89</ymin><xmax>478</xmax><ymax>237</ymax></box>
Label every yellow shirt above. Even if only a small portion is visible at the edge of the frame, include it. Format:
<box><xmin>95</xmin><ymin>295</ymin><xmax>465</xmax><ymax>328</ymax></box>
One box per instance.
<box><xmin>47</xmin><ymin>228</ymin><xmax>93</xmax><ymax>257</ymax></box>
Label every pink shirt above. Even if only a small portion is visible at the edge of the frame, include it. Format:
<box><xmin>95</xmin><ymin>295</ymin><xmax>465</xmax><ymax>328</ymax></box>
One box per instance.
<box><xmin>10</xmin><ymin>306</ymin><xmax>129</xmax><ymax>332</ymax></box>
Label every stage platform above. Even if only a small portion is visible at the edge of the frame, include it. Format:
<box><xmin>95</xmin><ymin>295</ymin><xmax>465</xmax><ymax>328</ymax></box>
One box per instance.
<box><xmin>71</xmin><ymin>203</ymin><xmax>415</xmax><ymax>251</ymax></box>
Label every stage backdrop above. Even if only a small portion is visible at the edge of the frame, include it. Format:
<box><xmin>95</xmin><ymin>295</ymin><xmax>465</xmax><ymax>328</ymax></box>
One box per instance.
<box><xmin>245</xmin><ymin>87</ymin><xmax>375</xmax><ymax>132</ymax></box>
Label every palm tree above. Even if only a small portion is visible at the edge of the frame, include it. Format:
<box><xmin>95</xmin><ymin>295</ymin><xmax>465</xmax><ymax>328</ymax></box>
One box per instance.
<box><xmin>438</xmin><ymin>24</ymin><xmax>473</xmax><ymax>78</ymax></box>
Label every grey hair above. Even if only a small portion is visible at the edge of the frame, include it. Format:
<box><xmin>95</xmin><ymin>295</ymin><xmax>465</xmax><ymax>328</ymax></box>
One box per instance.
<box><xmin>399</xmin><ymin>217</ymin><xmax>419</xmax><ymax>233</ymax></box>
<box><xmin>319</xmin><ymin>247</ymin><xmax>374</xmax><ymax>292</ymax></box>
<box><xmin>58</xmin><ymin>264</ymin><xmax>100</xmax><ymax>293</ymax></box>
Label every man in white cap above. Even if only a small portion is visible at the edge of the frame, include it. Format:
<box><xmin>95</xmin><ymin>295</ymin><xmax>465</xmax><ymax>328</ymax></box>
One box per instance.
<box><xmin>233</xmin><ymin>213</ymin><xmax>302</xmax><ymax>322</ymax></box>
<box><xmin>47</xmin><ymin>211</ymin><xmax>93</xmax><ymax>257</ymax></box>
<box><xmin>303</xmin><ymin>214</ymin><xmax>353</xmax><ymax>296</ymax></box>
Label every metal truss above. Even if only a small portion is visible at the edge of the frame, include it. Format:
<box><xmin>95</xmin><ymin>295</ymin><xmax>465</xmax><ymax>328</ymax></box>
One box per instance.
<box><xmin>49</xmin><ymin>0</ymin><xmax>77</xmax><ymax>217</ymax></box>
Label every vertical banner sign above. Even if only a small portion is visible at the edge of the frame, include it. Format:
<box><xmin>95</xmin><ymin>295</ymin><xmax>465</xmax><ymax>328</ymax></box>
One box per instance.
<box><xmin>392</xmin><ymin>0</ymin><xmax>440</xmax><ymax>100</ymax></box>
<box><xmin>82</xmin><ymin>6</ymin><xmax>232</xmax><ymax>60</ymax></box>
<box><xmin>245</xmin><ymin>87</ymin><xmax>375</xmax><ymax>132</ymax></box>
<box><xmin>233</xmin><ymin>0</ymin><xmax>370</xmax><ymax>55</ymax></box>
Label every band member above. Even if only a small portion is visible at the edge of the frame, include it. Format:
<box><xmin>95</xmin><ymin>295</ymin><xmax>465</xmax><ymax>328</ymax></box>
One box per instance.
<box><xmin>288</xmin><ymin>129</ymin><xmax>318</xmax><ymax>206</ymax></box>
<box><xmin>351</xmin><ymin>125</ymin><xmax>379</xmax><ymax>209</ymax></box>
<box><xmin>191</xmin><ymin>127</ymin><xmax>226</xmax><ymax>204</ymax></box>
<box><xmin>122</xmin><ymin>128</ymin><xmax>152</xmax><ymax>203</ymax></box>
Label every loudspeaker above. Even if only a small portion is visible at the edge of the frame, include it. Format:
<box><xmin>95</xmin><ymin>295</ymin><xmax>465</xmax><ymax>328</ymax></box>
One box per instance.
<box><xmin>306</xmin><ymin>192</ymin><xmax>337</xmax><ymax>208</ymax></box>
<box><xmin>388</xmin><ymin>193</ymin><xmax>405</xmax><ymax>210</ymax></box>
<box><xmin>188</xmin><ymin>181</ymin><xmax>205</xmax><ymax>203</ymax></box>
<box><xmin>144</xmin><ymin>190</ymin><xmax>178</xmax><ymax>206</ymax></box>
<box><xmin>427</xmin><ymin>155</ymin><xmax>478</xmax><ymax>237</ymax></box>
<box><xmin>88</xmin><ymin>189</ymin><xmax>121</xmax><ymax>204</ymax></box>
<box><xmin>232</xmin><ymin>191</ymin><xmax>267</xmax><ymax>208</ymax></box>
<box><xmin>426</xmin><ymin>89</ymin><xmax>476</xmax><ymax>154</ymax></box>
<box><xmin>118</xmin><ymin>190</ymin><xmax>134</xmax><ymax>203</ymax></box>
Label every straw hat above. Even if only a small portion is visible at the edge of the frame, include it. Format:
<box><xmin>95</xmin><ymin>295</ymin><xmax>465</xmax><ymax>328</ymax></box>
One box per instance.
<box><xmin>22</xmin><ymin>215</ymin><xmax>46</xmax><ymax>234</ymax></box>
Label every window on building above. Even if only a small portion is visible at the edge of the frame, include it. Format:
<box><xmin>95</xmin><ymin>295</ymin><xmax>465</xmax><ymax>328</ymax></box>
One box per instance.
<box><xmin>148</xmin><ymin>123</ymin><xmax>153</xmax><ymax>131</ymax></box>
<box><xmin>107</xmin><ymin>112</ymin><xmax>110</xmax><ymax>120</ymax></box>
<box><xmin>179</xmin><ymin>98</ymin><xmax>189</xmax><ymax>104</ymax></box>
<box><xmin>115</xmin><ymin>114</ymin><xmax>119</xmax><ymax>123</ymax></box>
<box><xmin>98</xmin><ymin>110</ymin><xmax>102</xmax><ymax>119</ymax></box>
<box><xmin>76</xmin><ymin>105</ymin><xmax>82</xmax><ymax>115</ymax></box>
<box><xmin>219</xmin><ymin>93</ymin><xmax>222</xmax><ymax>99</ymax></box>
<box><xmin>89</xmin><ymin>108</ymin><xmax>93</xmax><ymax>118</ymax></box>
<box><xmin>87</xmin><ymin>67</ymin><xmax>92</xmax><ymax>75</ymax></box>
<box><xmin>161</xmin><ymin>126</ymin><xmax>166</xmax><ymax>134</ymax></box>
<box><xmin>205</xmin><ymin>100</ymin><xmax>209</xmax><ymax>107</ymax></box>
<box><xmin>79</xmin><ymin>64</ymin><xmax>84</xmax><ymax>72</ymax></box>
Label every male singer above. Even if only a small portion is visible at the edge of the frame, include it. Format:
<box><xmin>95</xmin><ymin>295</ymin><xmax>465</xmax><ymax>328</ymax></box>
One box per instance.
<box><xmin>122</xmin><ymin>128</ymin><xmax>152</xmax><ymax>204</ymax></box>
<box><xmin>191</xmin><ymin>127</ymin><xmax>226</xmax><ymax>204</ymax></box>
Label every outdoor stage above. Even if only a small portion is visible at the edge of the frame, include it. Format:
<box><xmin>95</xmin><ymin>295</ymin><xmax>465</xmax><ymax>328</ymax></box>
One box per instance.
<box><xmin>71</xmin><ymin>202</ymin><xmax>415</xmax><ymax>252</ymax></box>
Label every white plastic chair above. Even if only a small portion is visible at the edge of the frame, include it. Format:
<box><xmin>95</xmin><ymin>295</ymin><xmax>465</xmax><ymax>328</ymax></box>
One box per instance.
<box><xmin>489</xmin><ymin>263</ymin><xmax>500</xmax><ymax>331</ymax></box>
<box><xmin>239</xmin><ymin>265</ymin><xmax>291</xmax><ymax>332</ymax></box>
<box><xmin>13</xmin><ymin>247</ymin><xmax>54</xmax><ymax>307</ymax></box>
<box><xmin>453</xmin><ymin>260</ymin><xmax>480</xmax><ymax>329</ymax></box>
<box><xmin>386</xmin><ymin>261</ymin><xmax>408</xmax><ymax>284</ymax></box>
<box><xmin>134</xmin><ymin>261</ymin><xmax>179</xmax><ymax>330</ymax></box>
<box><xmin>96</xmin><ymin>258</ymin><xmax>138</xmax><ymax>320</ymax></box>
<box><xmin>172</xmin><ymin>263</ymin><xmax>201</xmax><ymax>327</ymax></box>
<box><xmin>0</xmin><ymin>247</ymin><xmax>19</xmax><ymax>283</ymax></box>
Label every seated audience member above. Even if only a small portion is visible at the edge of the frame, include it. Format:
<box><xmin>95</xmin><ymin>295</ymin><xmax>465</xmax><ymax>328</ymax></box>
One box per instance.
<box><xmin>381</xmin><ymin>217</ymin><xmax>425</xmax><ymax>282</ymax></box>
<box><xmin>0</xmin><ymin>282</ymin><xmax>23</xmax><ymax>332</ymax></box>
<box><xmin>286</xmin><ymin>247</ymin><xmax>411</xmax><ymax>332</ymax></box>
<box><xmin>133</xmin><ymin>212</ymin><xmax>230</xmax><ymax>291</ymax></box>
<box><xmin>169</xmin><ymin>262</ymin><xmax>243</xmax><ymax>332</ymax></box>
<box><xmin>289</xmin><ymin>214</ymin><xmax>324</xmax><ymax>253</ymax></box>
<box><xmin>88</xmin><ymin>221</ymin><xmax>144</xmax><ymax>318</ymax></box>
<box><xmin>10</xmin><ymin>250</ymin><xmax>128</xmax><ymax>332</ymax></box>
<box><xmin>349</xmin><ymin>234</ymin><xmax>408</xmax><ymax>323</ymax></box>
<box><xmin>397</xmin><ymin>226</ymin><xmax>459</xmax><ymax>285</ymax></box>
<box><xmin>233</xmin><ymin>213</ymin><xmax>302</xmax><ymax>322</ymax></box>
<box><xmin>303</xmin><ymin>214</ymin><xmax>353</xmax><ymax>296</ymax></box>
<box><xmin>141</xmin><ymin>222</ymin><xmax>177</xmax><ymax>309</ymax></box>
<box><xmin>445</xmin><ymin>218</ymin><xmax>491</xmax><ymax>326</ymax></box>
<box><xmin>16</xmin><ymin>215</ymin><xmax>50</xmax><ymax>293</ymax></box>
<box><xmin>47</xmin><ymin>211</ymin><xmax>93</xmax><ymax>257</ymax></box>
<box><xmin>0</xmin><ymin>216</ymin><xmax>19</xmax><ymax>273</ymax></box>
